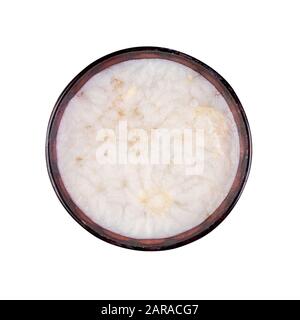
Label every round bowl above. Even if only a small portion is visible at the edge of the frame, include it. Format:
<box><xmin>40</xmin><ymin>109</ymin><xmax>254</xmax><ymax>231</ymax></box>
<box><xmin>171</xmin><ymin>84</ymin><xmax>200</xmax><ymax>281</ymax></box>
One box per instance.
<box><xmin>46</xmin><ymin>47</ymin><xmax>252</xmax><ymax>250</ymax></box>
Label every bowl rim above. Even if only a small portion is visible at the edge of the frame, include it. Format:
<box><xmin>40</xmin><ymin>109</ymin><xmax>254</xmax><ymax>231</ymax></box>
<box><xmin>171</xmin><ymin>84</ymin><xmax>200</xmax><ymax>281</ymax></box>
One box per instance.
<box><xmin>46</xmin><ymin>46</ymin><xmax>252</xmax><ymax>251</ymax></box>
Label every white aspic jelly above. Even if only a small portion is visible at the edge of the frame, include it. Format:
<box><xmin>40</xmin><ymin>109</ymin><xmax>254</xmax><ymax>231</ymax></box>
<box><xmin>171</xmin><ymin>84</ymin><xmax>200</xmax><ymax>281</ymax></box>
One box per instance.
<box><xmin>56</xmin><ymin>59</ymin><xmax>239</xmax><ymax>239</ymax></box>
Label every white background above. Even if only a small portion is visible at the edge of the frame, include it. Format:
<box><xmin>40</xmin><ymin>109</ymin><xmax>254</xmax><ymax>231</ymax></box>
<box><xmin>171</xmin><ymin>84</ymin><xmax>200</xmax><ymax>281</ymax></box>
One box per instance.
<box><xmin>0</xmin><ymin>0</ymin><xmax>299</xmax><ymax>300</ymax></box>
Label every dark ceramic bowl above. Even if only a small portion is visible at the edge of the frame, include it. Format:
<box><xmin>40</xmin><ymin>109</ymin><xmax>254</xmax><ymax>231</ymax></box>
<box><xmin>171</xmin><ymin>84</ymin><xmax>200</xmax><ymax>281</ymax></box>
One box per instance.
<box><xmin>46</xmin><ymin>47</ymin><xmax>252</xmax><ymax>251</ymax></box>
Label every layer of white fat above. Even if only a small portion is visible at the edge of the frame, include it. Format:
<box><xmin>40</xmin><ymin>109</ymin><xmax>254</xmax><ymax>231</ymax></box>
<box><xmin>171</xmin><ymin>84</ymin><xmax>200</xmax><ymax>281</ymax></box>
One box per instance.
<box><xmin>56</xmin><ymin>59</ymin><xmax>240</xmax><ymax>239</ymax></box>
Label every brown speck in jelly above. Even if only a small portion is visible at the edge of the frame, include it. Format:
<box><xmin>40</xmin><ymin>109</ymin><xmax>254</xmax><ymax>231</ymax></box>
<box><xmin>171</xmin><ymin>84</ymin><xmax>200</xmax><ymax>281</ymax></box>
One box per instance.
<box><xmin>117</xmin><ymin>109</ymin><xmax>125</xmax><ymax>117</ymax></box>
<box><xmin>133</xmin><ymin>106</ymin><xmax>140</xmax><ymax>116</ymax></box>
<box><xmin>75</xmin><ymin>156</ymin><xmax>83</xmax><ymax>162</ymax></box>
<box><xmin>128</xmin><ymin>140</ymin><xmax>135</xmax><ymax>147</ymax></box>
<box><xmin>111</xmin><ymin>77</ymin><xmax>124</xmax><ymax>89</ymax></box>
